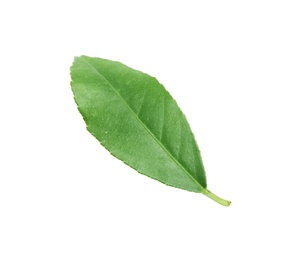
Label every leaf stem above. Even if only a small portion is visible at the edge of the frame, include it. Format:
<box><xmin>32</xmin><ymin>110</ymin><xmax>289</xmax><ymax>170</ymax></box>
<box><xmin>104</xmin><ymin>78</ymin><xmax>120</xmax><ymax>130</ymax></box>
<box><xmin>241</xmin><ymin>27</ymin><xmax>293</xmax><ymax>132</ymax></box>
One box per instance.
<box><xmin>203</xmin><ymin>189</ymin><xmax>231</xmax><ymax>207</ymax></box>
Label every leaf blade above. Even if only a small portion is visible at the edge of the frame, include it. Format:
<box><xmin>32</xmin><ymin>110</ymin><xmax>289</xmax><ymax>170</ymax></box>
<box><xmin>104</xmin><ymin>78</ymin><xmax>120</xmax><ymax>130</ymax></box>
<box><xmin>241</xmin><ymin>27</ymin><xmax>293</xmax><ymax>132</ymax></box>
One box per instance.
<box><xmin>70</xmin><ymin>56</ymin><xmax>231</xmax><ymax>205</ymax></box>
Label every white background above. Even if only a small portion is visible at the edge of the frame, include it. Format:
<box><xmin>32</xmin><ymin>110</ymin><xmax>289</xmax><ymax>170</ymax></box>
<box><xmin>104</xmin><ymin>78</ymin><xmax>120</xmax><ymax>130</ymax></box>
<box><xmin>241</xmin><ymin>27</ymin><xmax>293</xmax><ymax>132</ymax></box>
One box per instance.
<box><xmin>1</xmin><ymin>0</ymin><xmax>301</xmax><ymax>259</ymax></box>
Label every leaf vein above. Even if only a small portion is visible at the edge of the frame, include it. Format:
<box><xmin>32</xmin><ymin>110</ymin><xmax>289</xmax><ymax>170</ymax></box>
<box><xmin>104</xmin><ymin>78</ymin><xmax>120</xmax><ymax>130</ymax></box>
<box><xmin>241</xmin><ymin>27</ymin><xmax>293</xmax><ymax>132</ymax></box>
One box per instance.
<box><xmin>159</xmin><ymin>95</ymin><xmax>165</xmax><ymax>141</ymax></box>
<box><xmin>136</xmin><ymin>86</ymin><xmax>146</xmax><ymax>116</ymax></box>
<box><xmin>81</xmin><ymin>57</ymin><xmax>204</xmax><ymax>192</ymax></box>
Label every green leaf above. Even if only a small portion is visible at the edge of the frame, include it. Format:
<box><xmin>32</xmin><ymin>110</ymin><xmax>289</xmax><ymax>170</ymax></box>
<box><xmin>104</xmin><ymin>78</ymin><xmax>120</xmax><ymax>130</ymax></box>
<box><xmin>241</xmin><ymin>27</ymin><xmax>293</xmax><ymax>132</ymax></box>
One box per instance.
<box><xmin>70</xmin><ymin>55</ymin><xmax>231</xmax><ymax>206</ymax></box>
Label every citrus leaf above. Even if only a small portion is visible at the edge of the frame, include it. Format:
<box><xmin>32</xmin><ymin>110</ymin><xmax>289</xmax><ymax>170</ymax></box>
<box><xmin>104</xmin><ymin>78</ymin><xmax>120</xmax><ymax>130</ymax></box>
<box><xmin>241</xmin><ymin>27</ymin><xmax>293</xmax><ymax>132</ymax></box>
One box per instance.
<box><xmin>70</xmin><ymin>56</ymin><xmax>230</xmax><ymax>206</ymax></box>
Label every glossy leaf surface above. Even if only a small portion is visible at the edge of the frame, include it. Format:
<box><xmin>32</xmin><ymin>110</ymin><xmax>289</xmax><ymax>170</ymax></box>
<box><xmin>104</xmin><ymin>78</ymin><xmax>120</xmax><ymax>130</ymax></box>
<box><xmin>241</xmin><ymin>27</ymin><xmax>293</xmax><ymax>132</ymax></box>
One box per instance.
<box><xmin>70</xmin><ymin>56</ymin><xmax>230</xmax><ymax>206</ymax></box>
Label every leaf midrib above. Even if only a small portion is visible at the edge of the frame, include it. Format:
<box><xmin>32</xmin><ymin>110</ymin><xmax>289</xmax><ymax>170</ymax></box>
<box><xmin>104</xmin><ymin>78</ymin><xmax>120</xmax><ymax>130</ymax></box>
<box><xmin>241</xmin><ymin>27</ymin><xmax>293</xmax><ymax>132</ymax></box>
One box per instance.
<box><xmin>81</xmin><ymin>57</ymin><xmax>205</xmax><ymax>193</ymax></box>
